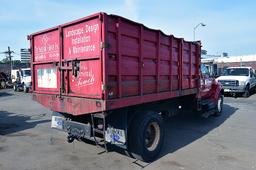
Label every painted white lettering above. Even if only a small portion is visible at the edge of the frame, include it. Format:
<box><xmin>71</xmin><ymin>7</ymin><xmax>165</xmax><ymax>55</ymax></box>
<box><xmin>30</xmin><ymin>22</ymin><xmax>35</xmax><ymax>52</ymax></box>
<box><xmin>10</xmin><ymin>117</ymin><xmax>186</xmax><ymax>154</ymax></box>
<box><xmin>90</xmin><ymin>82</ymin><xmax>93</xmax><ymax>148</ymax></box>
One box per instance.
<box><xmin>75</xmin><ymin>68</ymin><xmax>95</xmax><ymax>87</ymax></box>
<box><xmin>66</xmin><ymin>28</ymin><xmax>84</xmax><ymax>38</ymax></box>
<box><xmin>72</xmin><ymin>45</ymin><xmax>95</xmax><ymax>54</ymax></box>
<box><xmin>71</xmin><ymin>35</ymin><xmax>91</xmax><ymax>45</ymax></box>
<box><xmin>85</xmin><ymin>24</ymin><xmax>99</xmax><ymax>33</ymax></box>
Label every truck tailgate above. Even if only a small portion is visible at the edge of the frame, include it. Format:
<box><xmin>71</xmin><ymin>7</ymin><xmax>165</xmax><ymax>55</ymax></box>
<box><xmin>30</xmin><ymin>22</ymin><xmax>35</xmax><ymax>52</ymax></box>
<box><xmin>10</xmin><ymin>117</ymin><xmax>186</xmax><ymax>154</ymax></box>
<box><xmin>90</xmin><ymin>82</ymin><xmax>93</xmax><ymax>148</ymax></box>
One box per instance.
<box><xmin>32</xmin><ymin>15</ymin><xmax>103</xmax><ymax>99</ymax></box>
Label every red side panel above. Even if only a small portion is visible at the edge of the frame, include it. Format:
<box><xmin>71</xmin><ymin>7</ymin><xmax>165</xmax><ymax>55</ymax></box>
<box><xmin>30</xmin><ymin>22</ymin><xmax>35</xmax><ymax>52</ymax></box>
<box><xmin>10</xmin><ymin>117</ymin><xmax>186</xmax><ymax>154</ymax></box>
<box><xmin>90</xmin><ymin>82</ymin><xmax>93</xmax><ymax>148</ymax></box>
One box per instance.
<box><xmin>105</xmin><ymin>15</ymin><xmax>200</xmax><ymax>102</ymax></box>
<box><xmin>68</xmin><ymin>60</ymin><xmax>102</xmax><ymax>97</ymax></box>
<box><xmin>32</xmin><ymin>15</ymin><xmax>103</xmax><ymax>99</ymax></box>
<box><xmin>63</xmin><ymin>19</ymin><xmax>101</xmax><ymax>59</ymax></box>
<box><xmin>34</xmin><ymin>30</ymin><xmax>60</xmax><ymax>62</ymax></box>
<box><xmin>62</xmin><ymin>18</ymin><xmax>102</xmax><ymax>98</ymax></box>
<box><xmin>181</xmin><ymin>41</ymin><xmax>198</xmax><ymax>90</ymax></box>
<box><xmin>31</xmin><ymin>13</ymin><xmax>104</xmax><ymax>115</ymax></box>
<box><xmin>33</xmin><ymin>30</ymin><xmax>60</xmax><ymax>94</ymax></box>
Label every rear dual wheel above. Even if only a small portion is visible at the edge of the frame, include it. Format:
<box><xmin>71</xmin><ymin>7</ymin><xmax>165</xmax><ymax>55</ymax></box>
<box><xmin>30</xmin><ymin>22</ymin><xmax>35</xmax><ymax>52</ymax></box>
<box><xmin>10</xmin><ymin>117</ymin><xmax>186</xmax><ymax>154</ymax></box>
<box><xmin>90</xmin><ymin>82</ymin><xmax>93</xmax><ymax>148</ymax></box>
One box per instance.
<box><xmin>128</xmin><ymin>111</ymin><xmax>164</xmax><ymax>162</ymax></box>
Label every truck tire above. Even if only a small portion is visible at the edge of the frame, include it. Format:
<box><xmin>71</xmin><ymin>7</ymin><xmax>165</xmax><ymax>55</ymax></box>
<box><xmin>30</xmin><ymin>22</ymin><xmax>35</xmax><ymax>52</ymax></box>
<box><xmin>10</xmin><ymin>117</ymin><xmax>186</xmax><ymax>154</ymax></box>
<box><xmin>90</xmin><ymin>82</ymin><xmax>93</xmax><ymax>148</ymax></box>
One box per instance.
<box><xmin>243</xmin><ymin>85</ymin><xmax>250</xmax><ymax>98</ymax></box>
<box><xmin>214</xmin><ymin>94</ymin><xmax>224</xmax><ymax>116</ymax></box>
<box><xmin>128</xmin><ymin>111</ymin><xmax>164</xmax><ymax>162</ymax></box>
<box><xmin>13</xmin><ymin>84</ymin><xmax>17</xmax><ymax>91</ymax></box>
<box><xmin>23</xmin><ymin>85</ymin><xmax>29</xmax><ymax>93</ymax></box>
<box><xmin>0</xmin><ymin>81</ymin><xmax>6</xmax><ymax>89</ymax></box>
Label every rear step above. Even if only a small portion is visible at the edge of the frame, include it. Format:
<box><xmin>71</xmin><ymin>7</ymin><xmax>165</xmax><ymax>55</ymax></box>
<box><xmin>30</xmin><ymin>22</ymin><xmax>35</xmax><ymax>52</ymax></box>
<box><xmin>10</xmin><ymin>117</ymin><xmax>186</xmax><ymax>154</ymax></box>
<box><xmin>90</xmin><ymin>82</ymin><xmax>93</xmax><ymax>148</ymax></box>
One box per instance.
<box><xmin>91</xmin><ymin>112</ymin><xmax>108</xmax><ymax>152</ymax></box>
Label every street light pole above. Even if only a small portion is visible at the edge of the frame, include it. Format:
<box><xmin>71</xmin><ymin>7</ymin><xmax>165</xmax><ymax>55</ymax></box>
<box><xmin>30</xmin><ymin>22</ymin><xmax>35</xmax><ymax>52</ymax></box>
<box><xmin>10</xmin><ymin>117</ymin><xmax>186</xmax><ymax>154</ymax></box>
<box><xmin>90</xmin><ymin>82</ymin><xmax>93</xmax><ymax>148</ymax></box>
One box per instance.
<box><xmin>193</xmin><ymin>23</ymin><xmax>206</xmax><ymax>41</ymax></box>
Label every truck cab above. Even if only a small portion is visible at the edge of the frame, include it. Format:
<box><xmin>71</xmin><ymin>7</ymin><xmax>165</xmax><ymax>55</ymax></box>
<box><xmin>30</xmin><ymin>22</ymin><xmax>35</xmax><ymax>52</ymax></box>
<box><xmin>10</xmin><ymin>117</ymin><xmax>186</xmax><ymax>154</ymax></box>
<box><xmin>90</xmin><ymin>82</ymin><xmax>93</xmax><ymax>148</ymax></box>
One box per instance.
<box><xmin>12</xmin><ymin>68</ymin><xmax>32</xmax><ymax>93</ymax></box>
<box><xmin>216</xmin><ymin>67</ymin><xmax>256</xmax><ymax>97</ymax></box>
<box><xmin>200</xmin><ymin>64</ymin><xmax>224</xmax><ymax>116</ymax></box>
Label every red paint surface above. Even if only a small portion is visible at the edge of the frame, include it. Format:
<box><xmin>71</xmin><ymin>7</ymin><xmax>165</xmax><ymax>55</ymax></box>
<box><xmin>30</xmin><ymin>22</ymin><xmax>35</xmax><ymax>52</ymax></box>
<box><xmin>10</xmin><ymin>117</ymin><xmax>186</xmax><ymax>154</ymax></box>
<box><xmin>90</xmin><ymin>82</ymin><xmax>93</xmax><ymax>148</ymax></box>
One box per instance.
<box><xmin>63</xmin><ymin>19</ymin><xmax>101</xmax><ymax>60</ymax></box>
<box><xmin>30</xmin><ymin>13</ymin><xmax>202</xmax><ymax>115</ymax></box>
<box><xmin>68</xmin><ymin>60</ymin><xmax>102</xmax><ymax>98</ymax></box>
<box><xmin>33</xmin><ymin>30</ymin><xmax>60</xmax><ymax>62</ymax></box>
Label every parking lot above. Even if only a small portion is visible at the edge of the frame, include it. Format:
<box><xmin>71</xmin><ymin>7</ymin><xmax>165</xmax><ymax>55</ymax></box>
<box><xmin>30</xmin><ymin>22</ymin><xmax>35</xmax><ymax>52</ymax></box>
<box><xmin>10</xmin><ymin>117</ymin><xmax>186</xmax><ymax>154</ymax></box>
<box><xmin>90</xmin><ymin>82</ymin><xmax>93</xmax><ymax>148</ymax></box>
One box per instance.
<box><xmin>0</xmin><ymin>88</ymin><xmax>256</xmax><ymax>170</ymax></box>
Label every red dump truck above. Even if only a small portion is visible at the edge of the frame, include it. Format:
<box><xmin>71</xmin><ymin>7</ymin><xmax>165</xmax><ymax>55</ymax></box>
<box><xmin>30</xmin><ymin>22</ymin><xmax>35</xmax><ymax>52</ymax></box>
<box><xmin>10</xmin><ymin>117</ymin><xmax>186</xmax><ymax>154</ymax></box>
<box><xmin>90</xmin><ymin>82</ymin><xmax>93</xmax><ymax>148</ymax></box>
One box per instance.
<box><xmin>29</xmin><ymin>12</ymin><xmax>224</xmax><ymax>162</ymax></box>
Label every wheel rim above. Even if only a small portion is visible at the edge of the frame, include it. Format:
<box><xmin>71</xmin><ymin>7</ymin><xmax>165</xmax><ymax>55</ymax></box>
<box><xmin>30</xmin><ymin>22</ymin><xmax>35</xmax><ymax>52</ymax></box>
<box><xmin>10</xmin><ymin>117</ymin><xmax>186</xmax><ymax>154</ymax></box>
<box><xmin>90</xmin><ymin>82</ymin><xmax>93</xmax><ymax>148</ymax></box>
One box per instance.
<box><xmin>217</xmin><ymin>96</ymin><xmax>223</xmax><ymax>112</ymax></box>
<box><xmin>1</xmin><ymin>82</ymin><xmax>4</xmax><ymax>88</ymax></box>
<box><xmin>144</xmin><ymin>122</ymin><xmax>160</xmax><ymax>151</ymax></box>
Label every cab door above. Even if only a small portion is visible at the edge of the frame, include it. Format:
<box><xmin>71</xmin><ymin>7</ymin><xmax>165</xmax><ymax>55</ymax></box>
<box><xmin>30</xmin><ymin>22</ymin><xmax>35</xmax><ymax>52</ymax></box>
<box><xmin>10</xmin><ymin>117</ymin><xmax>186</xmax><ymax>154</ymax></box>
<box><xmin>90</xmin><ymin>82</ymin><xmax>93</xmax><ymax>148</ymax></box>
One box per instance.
<box><xmin>250</xmin><ymin>69</ymin><xmax>256</xmax><ymax>88</ymax></box>
<box><xmin>200</xmin><ymin>64</ymin><xmax>213</xmax><ymax>98</ymax></box>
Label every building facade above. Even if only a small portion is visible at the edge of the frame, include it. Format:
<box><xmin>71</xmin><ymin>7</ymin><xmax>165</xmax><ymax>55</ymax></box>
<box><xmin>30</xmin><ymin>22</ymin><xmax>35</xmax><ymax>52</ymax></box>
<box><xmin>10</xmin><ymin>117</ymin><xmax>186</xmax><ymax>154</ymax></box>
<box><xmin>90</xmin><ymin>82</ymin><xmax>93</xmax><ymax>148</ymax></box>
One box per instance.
<box><xmin>20</xmin><ymin>48</ymin><xmax>31</xmax><ymax>63</ymax></box>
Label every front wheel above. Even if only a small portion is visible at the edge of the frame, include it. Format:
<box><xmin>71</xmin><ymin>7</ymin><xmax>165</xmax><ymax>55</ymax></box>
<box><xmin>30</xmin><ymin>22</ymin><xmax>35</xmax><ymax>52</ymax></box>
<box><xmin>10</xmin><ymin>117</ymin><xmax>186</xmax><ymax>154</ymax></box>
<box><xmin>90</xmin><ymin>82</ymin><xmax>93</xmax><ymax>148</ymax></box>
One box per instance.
<box><xmin>0</xmin><ymin>81</ymin><xmax>6</xmax><ymax>89</ymax></box>
<box><xmin>128</xmin><ymin>111</ymin><xmax>164</xmax><ymax>162</ymax></box>
<box><xmin>23</xmin><ymin>85</ymin><xmax>29</xmax><ymax>93</ymax></box>
<box><xmin>214</xmin><ymin>94</ymin><xmax>224</xmax><ymax>116</ymax></box>
<box><xmin>243</xmin><ymin>85</ymin><xmax>250</xmax><ymax>98</ymax></box>
<box><xmin>13</xmin><ymin>84</ymin><xmax>17</xmax><ymax>91</ymax></box>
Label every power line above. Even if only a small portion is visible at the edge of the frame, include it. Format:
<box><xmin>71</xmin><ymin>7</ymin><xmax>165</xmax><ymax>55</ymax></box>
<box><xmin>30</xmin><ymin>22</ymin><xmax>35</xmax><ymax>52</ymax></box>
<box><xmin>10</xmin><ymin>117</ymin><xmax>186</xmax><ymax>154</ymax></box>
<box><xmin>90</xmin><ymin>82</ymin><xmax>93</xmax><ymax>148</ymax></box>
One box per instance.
<box><xmin>0</xmin><ymin>46</ymin><xmax>14</xmax><ymax>59</ymax></box>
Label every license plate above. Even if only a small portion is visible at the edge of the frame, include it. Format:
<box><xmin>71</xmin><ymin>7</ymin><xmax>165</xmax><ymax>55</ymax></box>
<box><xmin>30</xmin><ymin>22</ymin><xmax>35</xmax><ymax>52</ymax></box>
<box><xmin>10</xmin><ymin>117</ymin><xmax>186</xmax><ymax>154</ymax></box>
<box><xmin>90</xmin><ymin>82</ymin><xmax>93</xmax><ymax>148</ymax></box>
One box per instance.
<box><xmin>105</xmin><ymin>127</ymin><xmax>126</xmax><ymax>144</ymax></box>
<box><xmin>224</xmin><ymin>89</ymin><xmax>230</xmax><ymax>92</ymax></box>
<box><xmin>51</xmin><ymin>116</ymin><xmax>64</xmax><ymax>130</ymax></box>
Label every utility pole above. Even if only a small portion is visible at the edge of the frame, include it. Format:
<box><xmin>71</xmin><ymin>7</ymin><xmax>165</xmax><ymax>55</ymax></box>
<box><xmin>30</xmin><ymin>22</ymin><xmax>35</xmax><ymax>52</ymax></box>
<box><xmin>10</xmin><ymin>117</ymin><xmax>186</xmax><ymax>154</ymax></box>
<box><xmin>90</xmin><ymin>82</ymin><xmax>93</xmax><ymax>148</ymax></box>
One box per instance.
<box><xmin>7</xmin><ymin>47</ymin><xmax>13</xmax><ymax>71</ymax></box>
<box><xmin>0</xmin><ymin>46</ymin><xmax>14</xmax><ymax>75</ymax></box>
<box><xmin>6</xmin><ymin>46</ymin><xmax>14</xmax><ymax>72</ymax></box>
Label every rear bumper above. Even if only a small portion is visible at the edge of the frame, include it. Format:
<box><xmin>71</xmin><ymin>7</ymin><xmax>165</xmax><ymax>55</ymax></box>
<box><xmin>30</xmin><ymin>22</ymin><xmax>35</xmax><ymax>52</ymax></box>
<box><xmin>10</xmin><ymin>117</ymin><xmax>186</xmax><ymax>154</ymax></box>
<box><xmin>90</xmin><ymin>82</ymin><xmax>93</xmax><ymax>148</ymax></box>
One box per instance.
<box><xmin>51</xmin><ymin>115</ymin><xmax>91</xmax><ymax>139</ymax></box>
<box><xmin>33</xmin><ymin>93</ymin><xmax>105</xmax><ymax>115</ymax></box>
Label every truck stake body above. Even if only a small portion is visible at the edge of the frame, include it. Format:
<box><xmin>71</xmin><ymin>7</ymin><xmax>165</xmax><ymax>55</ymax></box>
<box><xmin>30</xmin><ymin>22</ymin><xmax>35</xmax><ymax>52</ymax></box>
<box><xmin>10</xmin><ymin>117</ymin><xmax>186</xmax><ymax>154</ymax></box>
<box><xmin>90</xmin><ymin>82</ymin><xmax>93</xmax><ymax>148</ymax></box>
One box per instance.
<box><xmin>29</xmin><ymin>12</ymin><xmax>223</xmax><ymax>162</ymax></box>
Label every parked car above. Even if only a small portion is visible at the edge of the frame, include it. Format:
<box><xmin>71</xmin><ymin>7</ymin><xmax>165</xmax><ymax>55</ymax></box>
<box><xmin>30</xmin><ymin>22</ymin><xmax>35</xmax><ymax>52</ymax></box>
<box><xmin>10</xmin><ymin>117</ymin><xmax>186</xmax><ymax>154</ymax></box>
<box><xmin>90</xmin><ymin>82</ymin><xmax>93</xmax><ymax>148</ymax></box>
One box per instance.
<box><xmin>0</xmin><ymin>72</ymin><xmax>8</xmax><ymax>89</ymax></box>
<box><xmin>216</xmin><ymin>67</ymin><xmax>256</xmax><ymax>97</ymax></box>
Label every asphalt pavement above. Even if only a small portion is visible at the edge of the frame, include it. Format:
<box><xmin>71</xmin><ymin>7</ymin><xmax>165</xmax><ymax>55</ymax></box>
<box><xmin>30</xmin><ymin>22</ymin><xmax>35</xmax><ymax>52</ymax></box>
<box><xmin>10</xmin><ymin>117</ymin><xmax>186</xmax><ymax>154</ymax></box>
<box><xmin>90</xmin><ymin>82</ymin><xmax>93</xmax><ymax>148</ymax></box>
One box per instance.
<box><xmin>0</xmin><ymin>89</ymin><xmax>256</xmax><ymax>170</ymax></box>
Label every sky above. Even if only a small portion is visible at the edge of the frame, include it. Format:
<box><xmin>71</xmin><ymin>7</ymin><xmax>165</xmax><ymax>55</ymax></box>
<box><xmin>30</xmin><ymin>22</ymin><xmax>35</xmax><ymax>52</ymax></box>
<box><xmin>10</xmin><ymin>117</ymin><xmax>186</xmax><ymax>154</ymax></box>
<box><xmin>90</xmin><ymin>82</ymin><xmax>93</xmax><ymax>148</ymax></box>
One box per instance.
<box><xmin>0</xmin><ymin>0</ymin><xmax>256</xmax><ymax>60</ymax></box>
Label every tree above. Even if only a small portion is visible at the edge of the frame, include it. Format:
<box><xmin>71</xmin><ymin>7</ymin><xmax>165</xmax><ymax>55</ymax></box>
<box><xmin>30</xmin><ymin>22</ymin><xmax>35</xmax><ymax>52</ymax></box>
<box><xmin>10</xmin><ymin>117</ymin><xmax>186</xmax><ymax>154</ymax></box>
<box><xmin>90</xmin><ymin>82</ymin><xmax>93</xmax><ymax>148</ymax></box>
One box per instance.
<box><xmin>0</xmin><ymin>58</ymin><xmax>21</xmax><ymax>65</ymax></box>
<box><xmin>0</xmin><ymin>57</ymin><xmax>11</xmax><ymax>64</ymax></box>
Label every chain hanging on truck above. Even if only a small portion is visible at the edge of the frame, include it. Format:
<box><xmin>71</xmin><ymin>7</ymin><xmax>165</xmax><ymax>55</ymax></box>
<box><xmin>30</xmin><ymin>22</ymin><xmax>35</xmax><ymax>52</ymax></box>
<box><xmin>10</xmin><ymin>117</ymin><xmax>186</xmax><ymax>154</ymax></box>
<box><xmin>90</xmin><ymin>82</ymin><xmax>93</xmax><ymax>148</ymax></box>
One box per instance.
<box><xmin>72</xmin><ymin>60</ymin><xmax>80</xmax><ymax>78</ymax></box>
